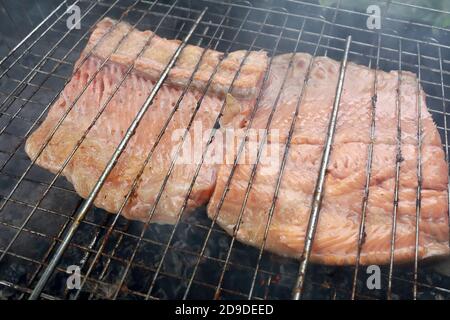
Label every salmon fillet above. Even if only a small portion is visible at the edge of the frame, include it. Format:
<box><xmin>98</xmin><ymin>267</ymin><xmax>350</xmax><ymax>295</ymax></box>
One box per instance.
<box><xmin>25</xmin><ymin>18</ymin><xmax>449</xmax><ymax>265</ymax></box>
<box><xmin>25</xmin><ymin>18</ymin><xmax>268</xmax><ymax>223</ymax></box>
<box><xmin>82</xmin><ymin>18</ymin><xmax>266</xmax><ymax>100</ymax></box>
<box><xmin>208</xmin><ymin>53</ymin><xmax>450</xmax><ymax>265</ymax></box>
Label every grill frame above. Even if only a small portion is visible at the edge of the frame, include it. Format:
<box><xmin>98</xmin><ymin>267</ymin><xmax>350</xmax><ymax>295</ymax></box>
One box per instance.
<box><xmin>0</xmin><ymin>0</ymin><xmax>449</xmax><ymax>300</ymax></box>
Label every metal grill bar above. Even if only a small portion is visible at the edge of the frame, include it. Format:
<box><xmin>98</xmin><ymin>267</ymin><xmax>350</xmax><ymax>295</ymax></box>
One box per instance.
<box><xmin>28</xmin><ymin>3</ymin><xmax>208</xmax><ymax>300</ymax></box>
<box><xmin>413</xmin><ymin>42</ymin><xmax>423</xmax><ymax>300</ymax></box>
<box><xmin>204</xmin><ymin>0</ymin><xmax>450</xmax><ymax>50</ymax></box>
<box><xmin>387</xmin><ymin>39</ymin><xmax>403</xmax><ymax>300</ymax></box>
<box><xmin>351</xmin><ymin>33</ymin><xmax>381</xmax><ymax>300</ymax></box>
<box><xmin>0</xmin><ymin>1</ymin><xmax>69</xmax><ymax>68</ymax></box>
<box><xmin>157</xmin><ymin>10</ymin><xmax>300</xmax><ymax>300</ymax></box>
<box><xmin>0</xmin><ymin>0</ymin><xmax>84</xmax><ymax>110</ymax></box>
<box><xmin>210</xmin><ymin>16</ymin><xmax>306</xmax><ymax>299</ymax></box>
<box><xmin>292</xmin><ymin>35</ymin><xmax>352</xmax><ymax>300</ymax></box>
<box><xmin>0</xmin><ymin>0</ymin><xmax>448</xmax><ymax>301</ymax></box>
<box><xmin>2</xmin><ymin>199</ymin><xmax>444</xmax><ymax>298</ymax></box>
<box><xmin>285</xmin><ymin>0</ymin><xmax>450</xmax><ymax>32</ymax></box>
<box><xmin>152</xmin><ymin>9</ymin><xmax>297</xmax><ymax>300</ymax></box>
<box><xmin>0</xmin><ymin>4</ymin><xmax>134</xmax><ymax>173</ymax></box>
<box><xmin>391</xmin><ymin>0</ymin><xmax>450</xmax><ymax>15</ymax></box>
<box><xmin>0</xmin><ymin>279</ymin><xmax>60</xmax><ymax>300</ymax></box>
<box><xmin>0</xmin><ymin>0</ymin><xmax>149</xmax><ymax>262</ymax></box>
<box><xmin>0</xmin><ymin>0</ymin><xmax>123</xmax><ymax>151</ymax></box>
<box><xmin>69</xmin><ymin>6</ymin><xmax>234</xmax><ymax>299</ymax></box>
<box><xmin>88</xmin><ymin>0</ymin><xmax>450</xmax><ymax>79</ymax></box>
<box><xmin>60</xmin><ymin>7</ymin><xmax>239</xmax><ymax>298</ymax></box>
<box><xmin>5</xmin><ymin>38</ymin><xmax>450</xmax><ymax>104</ymax></box>
<box><xmin>61</xmin><ymin>0</ymin><xmax>445</xmax><ymax>86</ymax></box>
<box><xmin>0</xmin><ymin>5</ymin><xmax>92</xmax><ymax>134</ymax></box>
<box><xmin>322</xmin><ymin>0</ymin><xmax>340</xmax><ymax>58</ymax></box>
<box><xmin>248</xmin><ymin>21</ymin><xmax>326</xmax><ymax>300</ymax></box>
<box><xmin>13</xmin><ymin>1</ymin><xmax>179</xmax><ymax>296</ymax></box>
<box><xmin>0</xmin><ymin>1</ymin><xmax>163</xmax><ymax>177</ymax></box>
<box><xmin>101</xmin><ymin>7</ymin><xmax>288</xmax><ymax>301</ymax></box>
<box><xmin>437</xmin><ymin>47</ymin><xmax>450</xmax><ymax>249</ymax></box>
<box><xmin>115</xmin><ymin>14</ymin><xmax>242</xmax><ymax>300</ymax></box>
<box><xmin>0</xmin><ymin>3</ymin><xmax>348</xmax><ymax>298</ymax></box>
<box><xmin>0</xmin><ymin>166</ymin><xmax>447</xmax><ymax>299</ymax></box>
<box><xmin>73</xmin><ymin>19</ymin><xmax>192</xmax><ymax>300</ymax></box>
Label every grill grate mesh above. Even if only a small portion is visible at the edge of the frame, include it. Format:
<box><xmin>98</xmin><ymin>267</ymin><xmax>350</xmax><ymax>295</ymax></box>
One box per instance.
<box><xmin>0</xmin><ymin>0</ymin><xmax>449</xmax><ymax>300</ymax></box>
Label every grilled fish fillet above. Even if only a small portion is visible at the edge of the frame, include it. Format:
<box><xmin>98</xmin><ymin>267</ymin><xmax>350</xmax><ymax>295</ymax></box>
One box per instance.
<box><xmin>208</xmin><ymin>53</ymin><xmax>450</xmax><ymax>265</ymax></box>
<box><xmin>25</xmin><ymin>18</ymin><xmax>268</xmax><ymax>223</ymax></box>
<box><xmin>25</xmin><ymin>18</ymin><xmax>449</xmax><ymax>265</ymax></box>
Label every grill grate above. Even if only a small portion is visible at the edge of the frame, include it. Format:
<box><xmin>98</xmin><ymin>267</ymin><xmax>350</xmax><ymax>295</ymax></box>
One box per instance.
<box><xmin>0</xmin><ymin>0</ymin><xmax>449</xmax><ymax>300</ymax></box>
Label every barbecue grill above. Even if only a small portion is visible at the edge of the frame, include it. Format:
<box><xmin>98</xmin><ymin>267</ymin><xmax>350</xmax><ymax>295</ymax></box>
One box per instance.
<box><xmin>0</xmin><ymin>0</ymin><xmax>449</xmax><ymax>300</ymax></box>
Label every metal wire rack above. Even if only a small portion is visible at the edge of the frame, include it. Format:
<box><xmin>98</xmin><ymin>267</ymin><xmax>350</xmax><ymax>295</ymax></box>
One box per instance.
<box><xmin>0</xmin><ymin>0</ymin><xmax>449</xmax><ymax>300</ymax></box>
